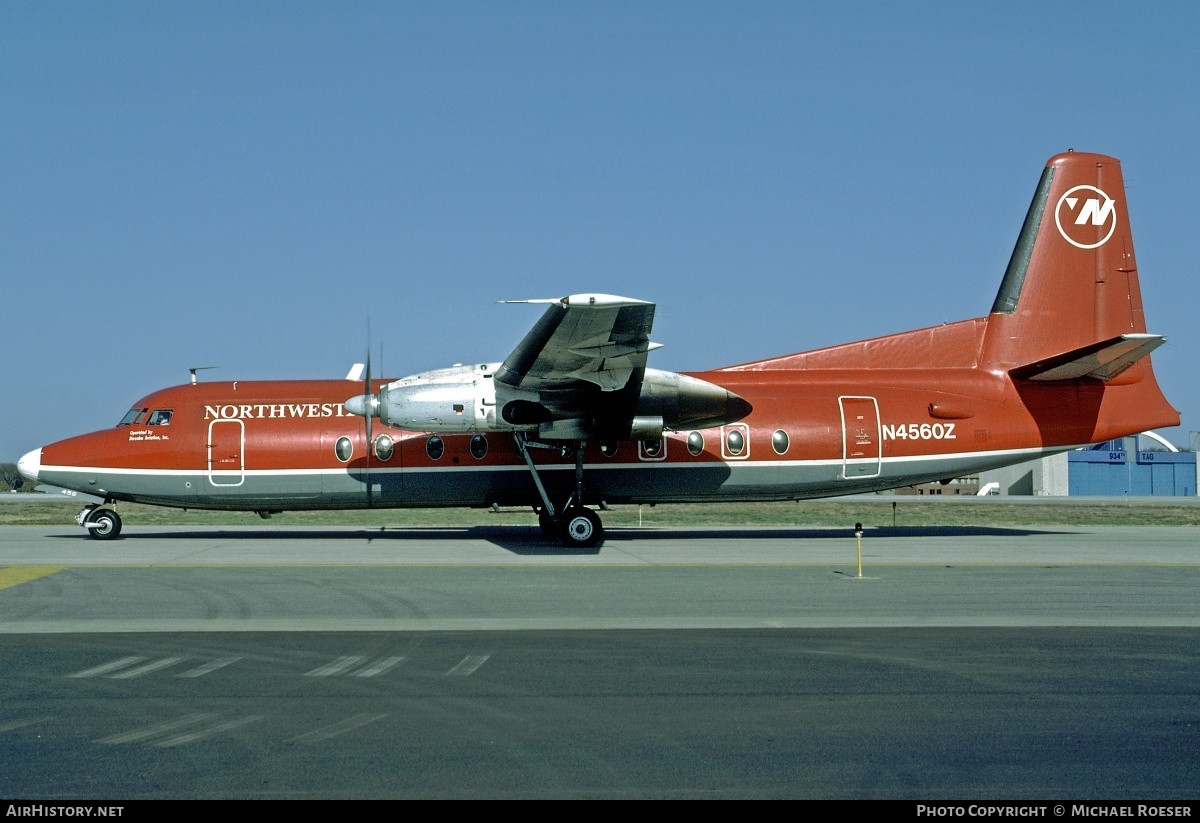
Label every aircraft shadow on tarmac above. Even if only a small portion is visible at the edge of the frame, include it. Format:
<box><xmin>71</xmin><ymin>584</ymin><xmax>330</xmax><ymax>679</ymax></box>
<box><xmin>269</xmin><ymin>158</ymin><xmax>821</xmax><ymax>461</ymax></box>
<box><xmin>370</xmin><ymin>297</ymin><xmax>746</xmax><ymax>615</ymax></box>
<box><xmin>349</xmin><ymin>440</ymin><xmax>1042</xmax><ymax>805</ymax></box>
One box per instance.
<box><xmin>53</xmin><ymin>524</ymin><xmax>1071</xmax><ymax>556</ymax></box>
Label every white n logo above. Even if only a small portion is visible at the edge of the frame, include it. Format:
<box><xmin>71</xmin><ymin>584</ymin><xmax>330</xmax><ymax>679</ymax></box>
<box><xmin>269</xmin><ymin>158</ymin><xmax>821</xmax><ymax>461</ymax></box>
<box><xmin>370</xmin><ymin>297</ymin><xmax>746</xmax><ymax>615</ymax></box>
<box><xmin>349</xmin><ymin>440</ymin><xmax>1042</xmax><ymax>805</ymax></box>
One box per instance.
<box><xmin>1055</xmin><ymin>185</ymin><xmax>1117</xmax><ymax>249</ymax></box>
<box><xmin>1069</xmin><ymin>196</ymin><xmax>1116</xmax><ymax>226</ymax></box>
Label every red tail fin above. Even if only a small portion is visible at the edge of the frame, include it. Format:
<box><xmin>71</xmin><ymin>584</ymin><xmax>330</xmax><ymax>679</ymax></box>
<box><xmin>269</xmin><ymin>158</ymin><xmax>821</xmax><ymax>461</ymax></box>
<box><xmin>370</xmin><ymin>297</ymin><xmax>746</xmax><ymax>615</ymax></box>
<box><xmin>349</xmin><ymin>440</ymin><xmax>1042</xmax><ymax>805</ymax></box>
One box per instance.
<box><xmin>982</xmin><ymin>151</ymin><xmax>1150</xmax><ymax>370</ymax></box>
<box><xmin>984</xmin><ymin>151</ymin><xmax>1177</xmax><ymax>439</ymax></box>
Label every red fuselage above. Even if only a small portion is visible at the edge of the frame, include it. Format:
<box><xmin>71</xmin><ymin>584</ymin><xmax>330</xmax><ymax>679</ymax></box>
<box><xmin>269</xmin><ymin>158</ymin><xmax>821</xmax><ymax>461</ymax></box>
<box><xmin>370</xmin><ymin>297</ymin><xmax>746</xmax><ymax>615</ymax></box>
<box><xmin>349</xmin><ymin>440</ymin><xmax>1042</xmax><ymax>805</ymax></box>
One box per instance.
<box><xmin>30</xmin><ymin>334</ymin><xmax>1177</xmax><ymax>514</ymax></box>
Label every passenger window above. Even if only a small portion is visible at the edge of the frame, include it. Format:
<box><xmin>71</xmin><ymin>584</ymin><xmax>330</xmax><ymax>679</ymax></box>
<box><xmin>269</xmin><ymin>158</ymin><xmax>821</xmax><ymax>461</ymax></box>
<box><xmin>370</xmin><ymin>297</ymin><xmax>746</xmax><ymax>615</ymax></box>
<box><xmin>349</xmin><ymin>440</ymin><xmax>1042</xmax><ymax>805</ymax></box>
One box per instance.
<box><xmin>721</xmin><ymin>424</ymin><xmax>750</xmax><ymax>459</ymax></box>
<box><xmin>640</xmin><ymin>439</ymin><xmax>664</xmax><ymax>460</ymax></box>
<box><xmin>772</xmin><ymin>429</ymin><xmax>789</xmax><ymax>455</ymax></box>
<box><xmin>374</xmin><ymin>434</ymin><xmax>395</xmax><ymax>461</ymax></box>
<box><xmin>470</xmin><ymin>435</ymin><xmax>488</xmax><ymax>460</ymax></box>
<box><xmin>426</xmin><ymin>436</ymin><xmax>445</xmax><ymax>461</ymax></box>
<box><xmin>725</xmin><ymin>429</ymin><xmax>744</xmax><ymax>455</ymax></box>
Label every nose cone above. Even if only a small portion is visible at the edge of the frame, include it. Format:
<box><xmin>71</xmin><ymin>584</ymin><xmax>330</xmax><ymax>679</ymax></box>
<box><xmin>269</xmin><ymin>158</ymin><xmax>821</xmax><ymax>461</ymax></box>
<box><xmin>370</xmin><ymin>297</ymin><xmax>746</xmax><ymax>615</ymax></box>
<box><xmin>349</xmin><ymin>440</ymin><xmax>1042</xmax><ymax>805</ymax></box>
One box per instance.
<box><xmin>344</xmin><ymin>393</ymin><xmax>379</xmax><ymax>418</ymax></box>
<box><xmin>17</xmin><ymin>448</ymin><xmax>41</xmax><ymax>484</ymax></box>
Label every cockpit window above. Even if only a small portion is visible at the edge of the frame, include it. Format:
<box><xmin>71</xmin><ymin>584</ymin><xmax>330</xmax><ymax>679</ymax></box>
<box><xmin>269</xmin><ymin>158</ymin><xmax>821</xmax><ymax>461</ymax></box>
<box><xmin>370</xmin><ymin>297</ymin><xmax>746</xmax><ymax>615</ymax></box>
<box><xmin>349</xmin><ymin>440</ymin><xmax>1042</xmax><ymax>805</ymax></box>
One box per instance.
<box><xmin>146</xmin><ymin>409</ymin><xmax>174</xmax><ymax>426</ymax></box>
<box><xmin>118</xmin><ymin>408</ymin><xmax>148</xmax><ymax>426</ymax></box>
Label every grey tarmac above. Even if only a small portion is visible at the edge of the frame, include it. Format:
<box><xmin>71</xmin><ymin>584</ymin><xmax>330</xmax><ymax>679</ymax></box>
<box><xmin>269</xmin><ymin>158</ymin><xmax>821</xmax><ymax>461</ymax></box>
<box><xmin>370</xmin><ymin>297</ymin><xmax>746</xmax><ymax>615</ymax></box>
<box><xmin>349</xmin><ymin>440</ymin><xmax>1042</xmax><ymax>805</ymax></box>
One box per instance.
<box><xmin>1</xmin><ymin>524</ymin><xmax>1198</xmax><ymax>798</ymax></box>
<box><xmin>2</xmin><ymin>523</ymin><xmax>1198</xmax><ymax>631</ymax></box>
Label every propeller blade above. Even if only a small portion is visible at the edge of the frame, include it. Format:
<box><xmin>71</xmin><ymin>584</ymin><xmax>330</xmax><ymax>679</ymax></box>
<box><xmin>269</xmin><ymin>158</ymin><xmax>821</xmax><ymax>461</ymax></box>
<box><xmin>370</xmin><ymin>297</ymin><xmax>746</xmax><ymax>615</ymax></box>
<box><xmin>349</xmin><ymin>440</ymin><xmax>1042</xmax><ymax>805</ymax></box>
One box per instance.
<box><xmin>364</xmin><ymin>349</ymin><xmax>373</xmax><ymax>443</ymax></box>
<box><xmin>364</xmin><ymin>324</ymin><xmax>373</xmax><ymax>508</ymax></box>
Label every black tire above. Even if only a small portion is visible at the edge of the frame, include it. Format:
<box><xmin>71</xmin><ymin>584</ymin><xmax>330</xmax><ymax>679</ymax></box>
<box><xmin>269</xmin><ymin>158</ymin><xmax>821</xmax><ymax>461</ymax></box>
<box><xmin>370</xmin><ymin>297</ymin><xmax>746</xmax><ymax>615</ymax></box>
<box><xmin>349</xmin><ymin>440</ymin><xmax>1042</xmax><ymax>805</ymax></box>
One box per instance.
<box><xmin>560</xmin><ymin>507</ymin><xmax>603</xmax><ymax>548</ymax></box>
<box><xmin>538</xmin><ymin>511</ymin><xmax>557</xmax><ymax>536</ymax></box>
<box><xmin>88</xmin><ymin>509</ymin><xmax>122</xmax><ymax>540</ymax></box>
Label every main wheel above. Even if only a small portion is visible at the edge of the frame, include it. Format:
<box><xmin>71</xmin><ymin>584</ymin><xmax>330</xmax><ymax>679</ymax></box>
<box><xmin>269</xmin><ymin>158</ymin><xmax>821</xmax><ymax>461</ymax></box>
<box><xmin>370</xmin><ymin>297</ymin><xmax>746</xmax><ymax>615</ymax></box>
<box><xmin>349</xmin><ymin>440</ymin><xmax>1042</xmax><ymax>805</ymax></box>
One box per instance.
<box><xmin>560</xmin><ymin>507</ymin><xmax>603</xmax><ymax>548</ymax></box>
<box><xmin>87</xmin><ymin>509</ymin><xmax>122</xmax><ymax>540</ymax></box>
<box><xmin>538</xmin><ymin>510</ymin><xmax>557</xmax><ymax>536</ymax></box>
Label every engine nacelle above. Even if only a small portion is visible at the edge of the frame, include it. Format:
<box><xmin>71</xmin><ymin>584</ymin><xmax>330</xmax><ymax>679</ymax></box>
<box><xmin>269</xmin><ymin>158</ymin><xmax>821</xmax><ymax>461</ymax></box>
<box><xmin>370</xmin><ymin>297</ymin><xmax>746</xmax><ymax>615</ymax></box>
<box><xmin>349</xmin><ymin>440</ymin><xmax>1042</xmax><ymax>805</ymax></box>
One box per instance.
<box><xmin>635</xmin><ymin>369</ymin><xmax>753</xmax><ymax>431</ymax></box>
<box><xmin>364</xmin><ymin>363</ymin><xmax>501</xmax><ymax>433</ymax></box>
<box><xmin>345</xmin><ymin>363</ymin><xmax>750</xmax><ymax>438</ymax></box>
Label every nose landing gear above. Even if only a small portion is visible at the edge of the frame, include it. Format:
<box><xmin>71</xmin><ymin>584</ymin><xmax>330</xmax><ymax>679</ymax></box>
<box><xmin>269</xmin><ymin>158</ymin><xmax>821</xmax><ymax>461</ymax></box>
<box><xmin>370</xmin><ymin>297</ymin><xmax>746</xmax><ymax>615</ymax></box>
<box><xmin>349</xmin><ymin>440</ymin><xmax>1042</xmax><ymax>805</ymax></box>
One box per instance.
<box><xmin>76</xmin><ymin>505</ymin><xmax>123</xmax><ymax>540</ymax></box>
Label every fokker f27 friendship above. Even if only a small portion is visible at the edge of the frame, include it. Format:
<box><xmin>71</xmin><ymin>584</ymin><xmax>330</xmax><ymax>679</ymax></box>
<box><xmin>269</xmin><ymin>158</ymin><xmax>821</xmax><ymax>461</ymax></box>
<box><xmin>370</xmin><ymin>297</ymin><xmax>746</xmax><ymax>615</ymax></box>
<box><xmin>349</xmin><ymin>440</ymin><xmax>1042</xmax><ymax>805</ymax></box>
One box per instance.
<box><xmin>19</xmin><ymin>152</ymin><xmax>1179</xmax><ymax>546</ymax></box>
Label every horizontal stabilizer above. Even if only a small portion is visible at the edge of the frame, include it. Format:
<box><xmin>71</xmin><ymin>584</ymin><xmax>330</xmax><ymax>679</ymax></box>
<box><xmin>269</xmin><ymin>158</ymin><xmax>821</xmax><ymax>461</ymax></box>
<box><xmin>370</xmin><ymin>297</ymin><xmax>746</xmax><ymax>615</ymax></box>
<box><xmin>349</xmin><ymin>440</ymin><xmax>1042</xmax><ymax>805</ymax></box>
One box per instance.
<box><xmin>1009</xmin><ymin>334</ymin><xmax>1165</xmax><ymax>382</ymax></box>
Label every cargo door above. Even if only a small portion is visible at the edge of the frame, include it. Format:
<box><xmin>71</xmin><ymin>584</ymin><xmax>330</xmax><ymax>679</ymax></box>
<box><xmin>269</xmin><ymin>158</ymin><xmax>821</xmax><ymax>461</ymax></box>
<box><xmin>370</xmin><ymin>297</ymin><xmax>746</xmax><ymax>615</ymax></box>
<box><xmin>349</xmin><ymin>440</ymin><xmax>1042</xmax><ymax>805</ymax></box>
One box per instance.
<box><xmin>839</xmin><ymin>396</ymin><xmax>881</xmax><ymax>479</ymax></box>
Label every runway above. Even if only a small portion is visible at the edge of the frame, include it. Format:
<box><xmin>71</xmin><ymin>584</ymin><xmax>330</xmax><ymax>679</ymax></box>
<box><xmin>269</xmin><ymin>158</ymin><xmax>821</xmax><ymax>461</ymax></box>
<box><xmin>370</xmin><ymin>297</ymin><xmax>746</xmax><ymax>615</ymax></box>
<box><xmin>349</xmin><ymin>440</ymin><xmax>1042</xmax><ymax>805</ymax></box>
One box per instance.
<box><xmin>1</xmin><ymin>524</ymin><xmax>1198</xmax><ymax>798</ymax></box>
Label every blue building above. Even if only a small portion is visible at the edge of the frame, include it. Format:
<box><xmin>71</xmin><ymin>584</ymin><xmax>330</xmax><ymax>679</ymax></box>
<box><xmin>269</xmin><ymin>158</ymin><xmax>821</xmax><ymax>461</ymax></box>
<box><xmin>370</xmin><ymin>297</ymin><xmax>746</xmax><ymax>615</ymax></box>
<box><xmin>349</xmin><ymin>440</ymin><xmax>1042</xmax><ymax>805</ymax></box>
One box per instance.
<box><xmin>1068</xmin><ymin>437</ymin><xmax>1195</xmax><ymax>497</ymax></box>
<box><xmin>978</xmin><ymin>433</ymin><xmax>1197</xmax><ymax>497</ymax></box>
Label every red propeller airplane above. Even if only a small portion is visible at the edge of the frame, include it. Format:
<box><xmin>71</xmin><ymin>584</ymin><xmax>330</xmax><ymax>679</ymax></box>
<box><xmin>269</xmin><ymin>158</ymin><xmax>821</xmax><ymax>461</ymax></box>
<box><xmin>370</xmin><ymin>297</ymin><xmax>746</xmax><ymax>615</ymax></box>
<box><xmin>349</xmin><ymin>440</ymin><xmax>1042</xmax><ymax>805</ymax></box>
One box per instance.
<box><xmin>19</xmin><ymin>151</ymin><xmax>1179</xmax><ymax>547</ymax></box>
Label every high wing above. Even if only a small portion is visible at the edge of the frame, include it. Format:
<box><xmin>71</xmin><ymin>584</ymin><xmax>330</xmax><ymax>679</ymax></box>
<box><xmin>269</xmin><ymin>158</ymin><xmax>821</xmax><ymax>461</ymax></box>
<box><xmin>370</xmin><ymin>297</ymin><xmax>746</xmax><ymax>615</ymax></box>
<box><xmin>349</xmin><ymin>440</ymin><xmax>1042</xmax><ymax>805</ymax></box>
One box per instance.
<box><xmin>492</xmin><ymin>294</ymin><xmax>665</xmax><ymax>439</ymax></box>
<box><xmin>344</xmin><ymin>292</ymin><xmax>751</xmax><ymax>441</ymax></box>
<box><xmin>489</xmin><ymin>294</ymin><xmax>748</xmax><ymax>440</ymax></box>
<box><xmin>495</xmin><ymin>294</ymin><xmax>661</xmax><ymax>392</ymax></box>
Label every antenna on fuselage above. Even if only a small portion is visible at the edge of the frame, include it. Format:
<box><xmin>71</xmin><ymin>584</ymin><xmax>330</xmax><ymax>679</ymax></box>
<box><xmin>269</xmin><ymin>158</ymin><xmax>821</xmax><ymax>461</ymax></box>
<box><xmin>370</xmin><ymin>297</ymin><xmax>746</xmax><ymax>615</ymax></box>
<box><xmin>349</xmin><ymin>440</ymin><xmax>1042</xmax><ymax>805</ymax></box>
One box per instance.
<box><xmin>189</xmin><ymin>366</ymin><xmax>219</xmax><ymax>385</ymax></box>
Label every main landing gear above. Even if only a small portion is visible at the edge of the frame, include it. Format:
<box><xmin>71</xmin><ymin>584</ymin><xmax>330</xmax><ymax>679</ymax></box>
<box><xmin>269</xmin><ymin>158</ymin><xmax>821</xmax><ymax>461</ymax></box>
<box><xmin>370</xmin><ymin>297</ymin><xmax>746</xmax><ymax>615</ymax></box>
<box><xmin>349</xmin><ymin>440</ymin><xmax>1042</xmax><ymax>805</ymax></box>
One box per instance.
<box><xmin>559</xmin><ymin>507</ymin><xmax>602</xmax><ymax>547</ymax></box>
<box><xmin>515</xmin><ymin>434</ymin><xmax>605</xmax><ymax>549</ymax></box>
<box><xmin>76</xmin><ymin>505</ymin><xmax>122</xmax><ymax>540</ymax></box>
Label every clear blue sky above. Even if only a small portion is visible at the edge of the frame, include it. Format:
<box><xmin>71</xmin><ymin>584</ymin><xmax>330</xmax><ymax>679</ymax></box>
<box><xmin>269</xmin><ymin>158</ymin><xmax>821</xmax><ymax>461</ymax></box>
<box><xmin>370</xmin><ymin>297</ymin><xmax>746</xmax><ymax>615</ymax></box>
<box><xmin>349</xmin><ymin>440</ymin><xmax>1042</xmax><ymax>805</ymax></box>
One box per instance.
<box><xmin>4</xmin><ymin>2</ymin><xmax>1199</xmax><ymax>461</ymax></box>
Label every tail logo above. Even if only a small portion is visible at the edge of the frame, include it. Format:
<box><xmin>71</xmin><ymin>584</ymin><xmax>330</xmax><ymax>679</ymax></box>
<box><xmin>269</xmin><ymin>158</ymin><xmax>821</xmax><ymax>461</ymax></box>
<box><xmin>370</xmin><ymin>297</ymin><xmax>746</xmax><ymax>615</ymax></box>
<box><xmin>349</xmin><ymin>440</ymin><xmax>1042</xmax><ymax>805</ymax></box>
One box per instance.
<box><xmin>1055</xmin><ymin>185</ymin><xmax>1117</xmax><ymax>249</ymax></box>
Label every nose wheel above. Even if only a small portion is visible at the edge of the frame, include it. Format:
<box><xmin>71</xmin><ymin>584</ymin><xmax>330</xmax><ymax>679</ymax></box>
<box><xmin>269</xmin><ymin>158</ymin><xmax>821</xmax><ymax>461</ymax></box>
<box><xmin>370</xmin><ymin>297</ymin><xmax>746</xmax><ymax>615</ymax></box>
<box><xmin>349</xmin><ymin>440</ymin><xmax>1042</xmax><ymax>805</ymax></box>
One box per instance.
<box><xmin>77</xmin><ymin>506</ymin><xmax>123</xmax><ymax>540</ymax></box>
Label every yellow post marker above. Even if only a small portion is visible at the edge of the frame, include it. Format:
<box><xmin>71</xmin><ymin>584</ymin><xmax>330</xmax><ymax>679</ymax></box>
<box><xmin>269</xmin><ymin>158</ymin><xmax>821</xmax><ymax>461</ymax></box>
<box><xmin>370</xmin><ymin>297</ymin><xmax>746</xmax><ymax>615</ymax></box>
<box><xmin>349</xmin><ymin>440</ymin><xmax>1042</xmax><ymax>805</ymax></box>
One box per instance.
<box><xmin>854</xmin><ymin>522</ymin><xmax>864</xmax><ymax>579</ymax></box>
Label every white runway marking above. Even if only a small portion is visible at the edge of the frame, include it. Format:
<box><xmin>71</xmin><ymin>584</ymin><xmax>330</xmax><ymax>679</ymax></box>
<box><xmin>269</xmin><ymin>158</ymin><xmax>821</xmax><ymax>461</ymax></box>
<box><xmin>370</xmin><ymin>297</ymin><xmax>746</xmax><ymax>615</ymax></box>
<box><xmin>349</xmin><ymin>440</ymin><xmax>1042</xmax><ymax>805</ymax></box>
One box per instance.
<box><xmin>98</xmin><ymin>712</ymin><xmax>219</xmax><ymax>745</ymax></box>
<box><xmin>289</xmin><ymin>713</ymin><xmax>389</xmax><ymax>744</ymax></box>
<box><xmin>353</xmin><ymin>656</ymin><xmax>406</xmax><ymax>677</ymax></box>
<box><xmin>153</xmin><ymin>715</ymin><xmax>264</xmax><ymax>747</ymax></box>
<box><xmin>445</xmin><ymin>654</ymin><xmax>491</xmax><ymax>676</ymax></box>
<box><xmin>305</xmin><ymin>655</ymin><xmax>367</xmax><ymax>676</ymax></box>
<box><xmin>68</xmin><ymin>656</ymin><xmax>146</xmax><ymax>678</ymax></box>
<box><xmin>109</xmin><ymin>657</ymin><xmax>185</xmax><ymax>679</ymax></box>
<box><xmin>0</xmin><ymin>717</ymin><xmax>50</xmax><ymax>734</ymax></box>
<box><xmin>178</xmin><ymin>656</ymin><xmax>242</xmax><ymax>678</ymax></box>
